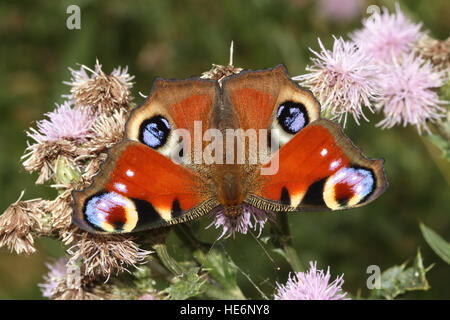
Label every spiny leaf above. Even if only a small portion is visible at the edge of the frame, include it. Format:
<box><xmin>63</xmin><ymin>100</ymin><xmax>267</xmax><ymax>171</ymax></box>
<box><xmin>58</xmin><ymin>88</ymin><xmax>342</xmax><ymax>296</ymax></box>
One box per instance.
<box><xmin>420</xmin><ymin>222</ymin><xmax>450</xmax><ymax>264</ymax></box>
<box><xmin>370</xmin><ymin>249</ymin><xmax>432</xmax><ymax>300</ymax></box>
<box><xmin>193</xmin><ymin>249</ymin><xmax>247</xmax><ymax>299</ymax></box>
<box><xmin>194</xmin><ymin>249</ymin><xmax>238</xmax><ymax>291</ymax></box>
<box><xmin>163</xmin><ymin>267</ymin><xmax>207</xmax><ymax>300</ymax></box>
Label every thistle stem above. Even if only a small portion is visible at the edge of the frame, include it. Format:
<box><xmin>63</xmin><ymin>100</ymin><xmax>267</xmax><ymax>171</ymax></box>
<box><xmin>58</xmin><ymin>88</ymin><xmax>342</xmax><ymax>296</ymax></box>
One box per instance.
<box><xmin>172</xmin><ymin>225</ymin><xmax>247</xmax><ymax>300</ymax></box>
<box><xmin>272</xmin><ymin>213</ymin><xmax>304</xmax><ymax>272</ymax></box>
<box><xmin>153</xmin><ymin>243</ymin><xmax>184</xmax><ymax>276</ymax></box>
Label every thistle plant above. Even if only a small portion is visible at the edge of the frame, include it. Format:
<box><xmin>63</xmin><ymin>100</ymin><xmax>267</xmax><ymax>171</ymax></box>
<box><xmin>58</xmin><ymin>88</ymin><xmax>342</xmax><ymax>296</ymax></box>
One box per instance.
<box><xmin>0</xmin><ymin>3</ymin><xmax>448</xmax><ymax>300</ymax></box>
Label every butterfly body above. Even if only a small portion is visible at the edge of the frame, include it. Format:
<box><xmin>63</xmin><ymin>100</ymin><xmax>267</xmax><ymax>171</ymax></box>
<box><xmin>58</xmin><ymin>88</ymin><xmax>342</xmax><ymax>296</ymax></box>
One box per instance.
<box><xmin>72</xmin><ymin>65</ymin><xmax>387</xmax><ymax>234</ymax></box>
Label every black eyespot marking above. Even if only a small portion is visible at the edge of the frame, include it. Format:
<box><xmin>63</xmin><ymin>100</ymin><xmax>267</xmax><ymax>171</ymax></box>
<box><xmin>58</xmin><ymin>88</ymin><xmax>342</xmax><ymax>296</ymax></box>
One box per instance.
<box><xmin>132</xmin><ymin>198</ymin><xmax>161</xmax><ymax>227</ymax></box>
<box><xmin>113</xmin><ymin>221</ymin><xmax>125</xmax><ymax>232</ymax></box>
<box><xmin>171</xmin><ymin>198</ymin><xmax>183</xmax><ymax>218</ymax></box>
<box><xmin>139</xmin><ymin>115</ymin><xmax>171</xmax><ymax>149</ymax></box>
<box><xmin>280</xmin><ymin>187</ymin><xmax>291</xmax><ymax>205</ymax></box>
<box><xmin>302</xmin><ymin>178</ymin><xmax>327</xmax><ymax>206</ymax></box>
<box><xmin>276</xmin><ymin>101</ymin><xmax>309</xmax><ymax>134</ymax></box>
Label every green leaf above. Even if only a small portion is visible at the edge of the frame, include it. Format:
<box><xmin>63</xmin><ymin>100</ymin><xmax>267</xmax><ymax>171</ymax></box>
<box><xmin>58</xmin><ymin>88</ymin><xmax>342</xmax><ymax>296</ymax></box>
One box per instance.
<box><xmin>420</xmin><ymin>223</ymin><xmax>450</xmax><ymax>264</ymax></box>
<box><xmin>194</xmin><ymin>249</ymin><xmax>238</xmax><ymax>290</ymax></box>
<box><xmin>370</xmin><ymin>249</ymin><xmax>432</xmax><ymax>300</ymax></box>
<box><xmin>193</xmin><ymin>248</ymin><xmax>246</xmax><ymax>299</ymax></box>
<box><xmin>271</xmin><ymin>248</ymin><xmax>288</xmax><ymax>262</ymax></box>
<box><xmin>425</xmin><ymin>134</ymin><xmax>450</xmax><ymax>159</ymax></box>
<box><xmin>163</xmin><ymin>267</ymin><xmax>207</xmax><ymax>300</ymax></box>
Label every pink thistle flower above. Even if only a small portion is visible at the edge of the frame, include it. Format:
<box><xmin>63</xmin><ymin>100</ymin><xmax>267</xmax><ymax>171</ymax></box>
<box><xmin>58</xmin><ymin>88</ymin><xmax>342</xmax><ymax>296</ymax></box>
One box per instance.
<box><xmin>274</xmin><ymin>261</ymin><xmax>349</xmax><ymax>300</ymax></box>
<box><xmin>294</xmin><ymin>37</ymin><xmax>380</xmax><ymax>127</ymax></box>
<box><xmin>375</xmin><ymin>52</ymin><xmax>447</xmax><ymax>134</ymax></box>
<box><xmin>350</xmin><ymin>3</ymin><xmax>423</xmax><ymax>63</ymax></box>
<box><xmin>39</xmin><ymin>258</ymin><xmax>70</xmax><ymax>298</ymax></box>
<box><xmin>207</xmin><ymin>204</ymin><xmax>272</xmax><ymax>239</ymax></box>
<box><xmin>138</xmin><ymin>292</ymin><xmax>159</xmax><ymax>300</ymax></box>
<box><xmin>27</xmin><ymin>101</ymin><xmax>95</xmax><ymax>144</ymax></box>
<box><xmin>318</xmin><ymin>0</ymin><xmax>362</xmax><ymax>23</ymax></box>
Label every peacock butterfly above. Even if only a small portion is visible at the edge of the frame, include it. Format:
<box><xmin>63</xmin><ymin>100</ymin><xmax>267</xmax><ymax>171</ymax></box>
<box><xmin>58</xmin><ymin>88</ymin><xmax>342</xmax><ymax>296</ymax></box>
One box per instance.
<box><xmin>72</xmin><ymin>65</ymin><xmax>388</xmax><ymax>234</ymax></box>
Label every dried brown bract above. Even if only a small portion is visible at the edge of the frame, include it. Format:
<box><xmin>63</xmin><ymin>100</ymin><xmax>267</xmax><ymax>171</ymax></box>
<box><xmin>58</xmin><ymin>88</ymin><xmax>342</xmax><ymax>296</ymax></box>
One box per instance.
<box><xmin>415</xmin><ymin>34</ymin><xmax>450</xmax><ymax>70</ymax></box>
<box><xmin>43</xmin><ymin>189</ymin><xmax>74</xmax><ymax>231</ymax></box>
<box><xmin>201</xmin><ymin>63</ymin><xmax>243</xmax><ymax>82</ymax></box>
<box><xmin>52</xmin><ymin>284</ymin><xmax>109</xmax><ymax>300</ymax></box>
<box><xmin>201</xmin><ymin>41</ymin><xmax>243</xmax><ymax>83</ymax></box>
<box><xmin>0</xmin><ymin>192</ymin><xmax>45</xmax><ymax>254</ymax></box>
<box><xmin>77</xmin><ymin>108</ymin><xmax>128</xmax><ymax>158</ymax></box>
<box><xmin>67</xmin><ymin>232</ymin><xmax>152</xmax><ymax>280</ymax></box>
<box><xmin>65</xmin><ymin>60</ymin><xmax>134</xmax><ymax>116</ymax></box>
<box><xmin>22</xmin><ymin>140</ymin><xmax>79</xmax><ymax>184</ymax></box>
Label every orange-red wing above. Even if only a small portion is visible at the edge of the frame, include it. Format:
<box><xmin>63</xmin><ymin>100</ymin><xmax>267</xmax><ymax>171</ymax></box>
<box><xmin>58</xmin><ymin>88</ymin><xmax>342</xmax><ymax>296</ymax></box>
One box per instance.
<box><xmin>168</xmin><ymin>92</ymin><xmax>215</xmax><ymax>138</ymax></box>
<box><xmin>72</xmin><ymin>140</ymin><xmax>218</xmax><ymax>233</ymax></box>
<box><xmin>223</xmin><ymin>65</ymin><xmax>288</xmax><ymax>132</ymax></box>
<box><xmin>221</xmin><ymin>65</ymin><xmax>320</xmax><ymax>134</ymax></box>
<box><xmin>247</xmin><ymin>119</ymin><xmax>387</xmax><ymax>212</ymax></box>
<box><xmin>125</xmin><ymin>78</ymin><xmax>220</xmax><ymax>161</ymax></box>
<box><xmin>225</xmin><ymin>86</ymin><xmax>276</xmax><ymax>132</ymax></box>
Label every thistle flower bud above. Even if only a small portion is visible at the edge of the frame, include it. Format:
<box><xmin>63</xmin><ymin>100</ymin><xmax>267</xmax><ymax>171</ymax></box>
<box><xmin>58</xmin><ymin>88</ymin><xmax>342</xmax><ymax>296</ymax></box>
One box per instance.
<box><xmin>54</xmin><ymin>156</ymin><xmax>82</xmax><ymax>186</ymax></box>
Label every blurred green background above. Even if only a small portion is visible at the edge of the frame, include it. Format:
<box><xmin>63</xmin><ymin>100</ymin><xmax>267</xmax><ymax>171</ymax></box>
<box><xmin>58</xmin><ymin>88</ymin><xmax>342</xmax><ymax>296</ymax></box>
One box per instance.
<box><xmin>0</xmin><ymin>0</ymin><xmax>449</xmax><ymax>299</ymax></box>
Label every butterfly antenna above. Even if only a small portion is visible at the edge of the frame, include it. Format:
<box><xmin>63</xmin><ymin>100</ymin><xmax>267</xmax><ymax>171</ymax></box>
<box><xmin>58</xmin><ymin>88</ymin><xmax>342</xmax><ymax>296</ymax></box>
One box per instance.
<box><xmin>224</xmin><ymin>249</ymin><xmax>269</xmax><ymax>300</ymax></box>
<box><xmin>249</xmin><ymin>229</ymin><xmax>281</xmax><ymax>272</ymax></box>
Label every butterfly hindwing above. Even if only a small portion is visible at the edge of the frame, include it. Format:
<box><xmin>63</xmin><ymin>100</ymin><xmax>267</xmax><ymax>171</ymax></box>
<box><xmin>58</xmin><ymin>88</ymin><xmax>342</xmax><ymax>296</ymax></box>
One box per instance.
<box><xmin>73</xmin><ymin>140</ymin><xmax>216</xmax><ymax>232</ymax></box>
<box><xmin>73</xmin><ymin>140</ymin><xmax>218</xmax><ymax>233</ymax></box>
<box><xmin>247</xmin><ymin>119</ymin><xmax>387</xmax><ymax>212</ymax></box>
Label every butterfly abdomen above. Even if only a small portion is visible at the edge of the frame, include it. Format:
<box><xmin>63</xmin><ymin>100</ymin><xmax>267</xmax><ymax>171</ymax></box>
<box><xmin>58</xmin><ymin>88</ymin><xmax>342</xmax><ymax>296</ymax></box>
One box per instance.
<box><xmin>214</xmin><ymin>165</ymin><xmax>248</xmax><ymax>218</ymax></box>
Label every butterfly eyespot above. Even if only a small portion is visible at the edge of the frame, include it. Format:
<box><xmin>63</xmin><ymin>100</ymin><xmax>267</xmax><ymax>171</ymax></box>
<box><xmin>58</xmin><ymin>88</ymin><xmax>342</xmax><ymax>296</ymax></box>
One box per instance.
<box><xmin>84</xmin><ymin>191</ymin><xmax>138</xmax><ymax>233</ymax></box>
<box><xmin>138</xmin><ymin>115</ymin><xmax>171</xmax><ymax>149</ymax></box>
<box><xmin>276</xmin><ymin>101</ymin><xmax>309</xmax><ymax>134</ymax></box>
<box><xmin>323</xmin><ymin>166</ymin><xmax>376</xmax><ymax>210</ymax></box>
